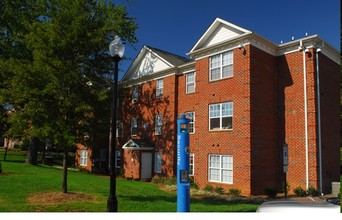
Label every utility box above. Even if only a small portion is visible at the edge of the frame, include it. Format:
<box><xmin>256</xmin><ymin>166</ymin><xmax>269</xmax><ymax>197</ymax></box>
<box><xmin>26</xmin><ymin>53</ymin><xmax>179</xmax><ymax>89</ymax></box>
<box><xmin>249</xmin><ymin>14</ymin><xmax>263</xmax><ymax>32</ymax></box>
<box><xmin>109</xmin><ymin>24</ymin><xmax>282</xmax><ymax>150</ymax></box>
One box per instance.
<box><xmin>331</xmin><ymin>182</ymin><xmax>340</xmax><ymax>197</ymax></box>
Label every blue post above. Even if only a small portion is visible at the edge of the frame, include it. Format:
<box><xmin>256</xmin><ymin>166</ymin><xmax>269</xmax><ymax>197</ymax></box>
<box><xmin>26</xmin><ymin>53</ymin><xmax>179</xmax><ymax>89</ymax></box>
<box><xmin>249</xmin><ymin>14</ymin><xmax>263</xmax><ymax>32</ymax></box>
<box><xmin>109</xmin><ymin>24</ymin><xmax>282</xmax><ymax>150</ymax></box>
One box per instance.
<box><xmin>177</xmin><ymin>114</ymin><xmax>190</xmax><ymax>212</ymax></box>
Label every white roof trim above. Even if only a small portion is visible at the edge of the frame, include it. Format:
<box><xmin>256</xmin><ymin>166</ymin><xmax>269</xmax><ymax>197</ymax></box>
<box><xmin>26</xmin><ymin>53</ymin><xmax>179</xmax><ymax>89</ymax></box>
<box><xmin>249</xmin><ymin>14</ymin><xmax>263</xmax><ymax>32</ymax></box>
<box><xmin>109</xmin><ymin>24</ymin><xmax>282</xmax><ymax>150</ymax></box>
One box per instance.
<box><xmin>189</xmin><ymin>17</ymin><xmax>252</xmax><ymax>54</ymax></box>
<box><xmin>122</xmin><ymin>139</ymin><xmax>154</xmax><ymax>151</ymax></box>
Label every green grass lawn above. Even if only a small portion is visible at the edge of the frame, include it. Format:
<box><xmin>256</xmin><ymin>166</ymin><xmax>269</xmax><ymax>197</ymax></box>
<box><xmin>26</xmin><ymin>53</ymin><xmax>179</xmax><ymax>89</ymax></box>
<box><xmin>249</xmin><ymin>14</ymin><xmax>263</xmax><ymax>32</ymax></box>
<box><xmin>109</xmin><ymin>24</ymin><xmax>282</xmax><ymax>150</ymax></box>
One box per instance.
<box><xmin>0</xmin><ymin>150</ymin><xmax>261</xmax><ymax>212</ymax></box>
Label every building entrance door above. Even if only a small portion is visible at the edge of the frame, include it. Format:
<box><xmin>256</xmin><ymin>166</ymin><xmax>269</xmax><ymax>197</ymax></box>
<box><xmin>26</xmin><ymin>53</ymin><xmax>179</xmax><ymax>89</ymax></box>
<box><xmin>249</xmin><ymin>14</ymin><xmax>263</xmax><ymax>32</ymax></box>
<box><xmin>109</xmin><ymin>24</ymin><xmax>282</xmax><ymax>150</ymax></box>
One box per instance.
<box><xmin>141</xmin><ymin>152</ymin><xmax>152</xmax><ymax>179</ymax></box>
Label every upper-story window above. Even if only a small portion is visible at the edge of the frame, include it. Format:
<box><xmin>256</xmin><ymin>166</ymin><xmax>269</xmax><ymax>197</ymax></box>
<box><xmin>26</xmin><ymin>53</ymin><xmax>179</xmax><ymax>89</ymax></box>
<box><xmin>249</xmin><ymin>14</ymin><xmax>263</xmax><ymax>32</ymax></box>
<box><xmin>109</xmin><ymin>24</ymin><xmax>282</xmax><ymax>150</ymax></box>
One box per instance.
<box><xmin>155</xmin><ymin>115</ymin><xmax>163</xmax><ymax>135</ymax></box>
<box><xmin>131</xmin><ymin>118</ymin><xmax>138</xmax><ymax>136</ymax></box>
<box><xmin>209</xmin><ymin>102</ymin><xmax>233</xmax><ymax>131</ymax></box>
<box><xmin>116</xmin><ymin>120</ymin><xmax>122</xmax><ymax>137</ymax></box>
<box><xmin>186</xmin><ymin>72</ymin><xmax>195</xmax><ymax>94</ymax></box>
<box><xmin>210</xmin><ymin>51</ymin><xmax>233</xmax><ymax>81</ymax></box>
<box><xmin>185</xmin><ymin>111</ymin><xmax>195</xmax><ymax>134</ymax></box>
<box><xmin>132</xmin><ymin>85</ymin><xmax>139</xmax><ymax>103</ymax></box>
<box><xmin>156</xmin><ymin>79</ymin><xmax>163</xmax><ymax>98</ymax></box>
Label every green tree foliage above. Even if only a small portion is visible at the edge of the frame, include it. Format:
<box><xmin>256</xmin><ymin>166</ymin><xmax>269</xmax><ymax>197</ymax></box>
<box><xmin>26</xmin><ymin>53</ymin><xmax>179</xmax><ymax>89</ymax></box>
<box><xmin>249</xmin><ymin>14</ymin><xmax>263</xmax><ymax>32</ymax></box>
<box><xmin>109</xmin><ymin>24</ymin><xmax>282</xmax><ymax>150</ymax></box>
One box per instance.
<box><xmin>0</xmin><ymin>0</ymin><xmax>137</xmax><ymax>193</ymax></box>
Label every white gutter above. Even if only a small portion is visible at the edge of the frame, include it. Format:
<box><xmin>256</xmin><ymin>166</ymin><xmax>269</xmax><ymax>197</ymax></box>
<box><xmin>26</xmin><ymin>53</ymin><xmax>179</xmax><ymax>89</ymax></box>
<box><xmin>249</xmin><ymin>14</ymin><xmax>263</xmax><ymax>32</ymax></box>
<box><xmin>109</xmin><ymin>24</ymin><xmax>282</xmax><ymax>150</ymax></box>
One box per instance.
<box><xmin>301</xmin><ymin>40</ymin><xmax>309</xmax><ymax>190</ymax></box>
<box><xmin>315</xmin><ymin>42</ymin><xmax>324</xmax><ymax>194</ymax></box>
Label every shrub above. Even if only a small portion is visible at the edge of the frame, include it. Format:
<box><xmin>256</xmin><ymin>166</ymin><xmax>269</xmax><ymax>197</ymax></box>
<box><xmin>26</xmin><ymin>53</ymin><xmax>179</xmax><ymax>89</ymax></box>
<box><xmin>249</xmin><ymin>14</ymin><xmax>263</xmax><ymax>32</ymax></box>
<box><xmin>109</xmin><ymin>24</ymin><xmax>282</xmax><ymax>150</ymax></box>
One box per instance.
<box><xmin>0</xmin><ymin>162</ymin><xmax>2</xmax><ymax>174</ymax></box>
<box><xmin>293</xmin><ymin>186</ymin><xmax>307</xmax><ymax>197</ymax></box>
<box><xmin>189</xmin><ymin>177</ymin><xmax>199</xmax><ymax>189</ymax></box>
<box><xmin>264</xmin><ymin>186</ymin><xmax>277</xmax><ymax>198</ymax></box>
<box><xmin>204</xmin><ymin>184</ymin><xmax>214</xmax><ymax>192</ymax></box>
<box><xmin>307</xmin><ymin>186</ymin><xmax>320</xmax><ymax>197</ymax></box>
<box><xmin>214</xmin><ymin>186</ymin><xmax>224</xmax><ymax>195</ymax></box>
<box><xmin>228</xmin><ymin>188</ymin><xmax>241</xmax><ymax>196</ymax></box>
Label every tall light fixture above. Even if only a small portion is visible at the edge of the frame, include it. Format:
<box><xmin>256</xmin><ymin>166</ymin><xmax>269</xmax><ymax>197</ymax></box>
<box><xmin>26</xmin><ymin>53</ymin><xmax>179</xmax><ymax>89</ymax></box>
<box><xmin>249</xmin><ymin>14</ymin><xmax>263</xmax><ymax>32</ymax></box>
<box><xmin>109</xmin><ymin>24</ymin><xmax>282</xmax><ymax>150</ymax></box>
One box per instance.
<box><xmin>107</xmin><ymin>35</ymin><xmax>124</xmax><ymax>212</ymax></box>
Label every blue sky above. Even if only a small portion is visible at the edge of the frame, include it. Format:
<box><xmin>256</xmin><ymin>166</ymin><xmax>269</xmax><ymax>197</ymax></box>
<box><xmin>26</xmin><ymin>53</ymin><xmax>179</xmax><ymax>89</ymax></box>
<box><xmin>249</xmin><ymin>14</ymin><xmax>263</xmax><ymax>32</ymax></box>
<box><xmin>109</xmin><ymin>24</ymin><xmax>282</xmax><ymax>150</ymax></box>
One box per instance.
<box><xmin>116</xmin><ymin>0</ymin><xmax>340</xmax><ymax>78</ymax></box>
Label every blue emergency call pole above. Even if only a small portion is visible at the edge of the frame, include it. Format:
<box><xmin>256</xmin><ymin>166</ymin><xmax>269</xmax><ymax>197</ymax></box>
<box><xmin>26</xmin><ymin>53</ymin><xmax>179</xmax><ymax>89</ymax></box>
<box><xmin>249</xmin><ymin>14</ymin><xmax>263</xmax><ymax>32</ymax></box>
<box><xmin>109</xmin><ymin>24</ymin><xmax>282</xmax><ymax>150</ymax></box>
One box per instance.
<box><xmin>177</xmin><ymin>114</ymin><xmax>190</xmax><ymax>212</ymax></box>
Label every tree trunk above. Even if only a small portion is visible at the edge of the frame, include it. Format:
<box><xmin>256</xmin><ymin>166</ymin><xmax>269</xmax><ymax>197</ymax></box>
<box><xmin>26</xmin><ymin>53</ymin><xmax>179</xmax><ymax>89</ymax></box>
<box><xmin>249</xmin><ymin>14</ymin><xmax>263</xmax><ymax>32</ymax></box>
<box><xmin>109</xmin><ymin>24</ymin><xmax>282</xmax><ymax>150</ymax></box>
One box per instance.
<box><xmin>62</xmin><ymin>146</ymin><xmax>68</xmax><ymax>193</ymax></box>
<box><xmin>3</xmin><ymin>139</ymin><xmax>8</xmax><ymax>161</ymax></box>
<box><xmin>26</xmin><ymin>138</ymin><xmax>38</xmax><ymax>165</ymax></box>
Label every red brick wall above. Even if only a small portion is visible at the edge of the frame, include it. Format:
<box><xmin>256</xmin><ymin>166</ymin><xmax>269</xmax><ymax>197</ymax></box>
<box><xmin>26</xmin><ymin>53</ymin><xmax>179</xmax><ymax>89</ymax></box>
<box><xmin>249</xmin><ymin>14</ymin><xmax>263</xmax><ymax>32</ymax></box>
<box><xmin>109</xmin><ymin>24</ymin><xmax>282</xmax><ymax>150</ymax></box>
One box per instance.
<box><xmin>177</xmin><ymin>47</ymin><xmax>253</xmax><ymax>195</ymax></box>
<box><xmin>277</xmin><ymin>50</ymin><xmax>309</xmax><ymax>192</ymax></box>
<box><xmin>317</xmin><ymin>53</ymin><xmax>340</xmax><ymax>192</ymax></box>
<box><xmin>119</xmin><ymin>74</ymin><xmax>177</xmax><ymax>177</ymax></box>
<box><xmin>249</xmin><ymin>46</ymin><xmax>278</xmax><ymax>195</ymax></box>
<box><xmin>276</xmin><ymin>48</ymin><xmax>340</xmax><ymax>194</ymax></box>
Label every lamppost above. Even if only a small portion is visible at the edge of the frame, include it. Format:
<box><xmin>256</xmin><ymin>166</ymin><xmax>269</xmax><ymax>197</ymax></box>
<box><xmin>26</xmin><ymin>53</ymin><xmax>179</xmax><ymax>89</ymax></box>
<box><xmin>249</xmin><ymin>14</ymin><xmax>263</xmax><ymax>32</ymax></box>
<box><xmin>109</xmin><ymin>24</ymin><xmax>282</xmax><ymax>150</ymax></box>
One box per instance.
<box><xmin>107</xmin><ymin>35</ymin><xmax>125</xmax><ymax>212</ymax></box>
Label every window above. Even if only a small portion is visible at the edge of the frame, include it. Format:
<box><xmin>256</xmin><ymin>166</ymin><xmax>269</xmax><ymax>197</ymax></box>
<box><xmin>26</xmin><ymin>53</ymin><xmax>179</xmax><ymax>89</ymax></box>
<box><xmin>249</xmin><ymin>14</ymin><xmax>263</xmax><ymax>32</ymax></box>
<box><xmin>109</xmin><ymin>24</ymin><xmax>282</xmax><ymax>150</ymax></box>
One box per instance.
<box><xmin>210</xmin><ymin>51</ymin><xmax>233</xmax><ymax>81</ymax></box>
<box><xmin>185</xmin><ymin>111</ymin><xmax>195</xmax><ymax>134</ymax></box>
<box><xmin>80</xmin><ymin>150</ymin><xmax>87</xmax><ymax>166</ymax></box>
<box><xmin>155</xmin><ymin>115</ymin><xmax>163</xmax><ymax>135</ymax></box>
<box><xmin>189</xmin><ymin>153</ymin><xmax>194</xmax><ymax>176</ymax></box>
<box><xmin>208</xmin><ymin>154</ymin><xmax>233</xmax><ymax>184</ymax></box>
<box><xmin>115</xmin><ymin>150</ymin><xmax>121</xmax><ymax>168</ymax></box>
<box><xmin>156</xmin><ymin>79</ymin><xmax>163</xmax><ymax>98</ymax></box>
<box><xmin>209</xmin><ymin>102</ymin><xmax>233</xmax><ymax>130</ymax></box>
<box><xmin>186</xmin><ymin>72</ymin><xmax>195</xmax><ymax>94</ymax></box>
<box><xmin>100</xmin><ymin>149</ymin><xmax>107</xmax><ymax>162</ymax></box>
<box><xmin>132</xmin><ymin>86</ymin><xmax>139</xmax><ymax>103</ymax></box>
<box><xmin>116</xmin><ymin>120</ymin><xmax>122</xmax><ymax>137</ymax></box>
<box><xmin>155</xmin><ymin>152</ymin><xmax>162</xmax><ymax>173</ymax></box>
<box><xmin>131</xmin><ymin>118</ymin><xmax>138</xmax><ymax>136</ymax></box>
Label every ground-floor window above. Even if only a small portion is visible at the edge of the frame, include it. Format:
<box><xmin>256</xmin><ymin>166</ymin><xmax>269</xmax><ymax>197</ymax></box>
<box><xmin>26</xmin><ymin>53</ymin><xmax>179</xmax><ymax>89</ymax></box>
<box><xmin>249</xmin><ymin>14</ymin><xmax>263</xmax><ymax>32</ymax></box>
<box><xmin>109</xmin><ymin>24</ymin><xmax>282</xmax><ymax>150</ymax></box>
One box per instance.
<box><xmin>115</xmin><ymin>150</ymin><xmax>121</xmax><ymax>168</ymax></box>
<box><xmin>80</xmin><ymin>150</ymin><xmax>87</xmax><ymax>166</ymax></box>
<box><xmin>154</xmin><ymin>152</ymin><xmax>162</xmax><ymax>173</ymax></box>
<box><xmin>208</xmin><ymin>154</ymin><xmax>233</xmax><ymax>184</ymax></box>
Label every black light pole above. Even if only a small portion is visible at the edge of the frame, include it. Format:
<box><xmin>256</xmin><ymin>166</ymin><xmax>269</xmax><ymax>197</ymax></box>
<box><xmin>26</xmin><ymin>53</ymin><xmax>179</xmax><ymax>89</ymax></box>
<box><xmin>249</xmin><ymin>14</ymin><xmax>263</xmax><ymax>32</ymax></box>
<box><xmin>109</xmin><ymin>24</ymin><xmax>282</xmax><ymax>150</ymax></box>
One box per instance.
<box><xmin>107</xmin><ymin>35</ymin><xmax>124</xmax><ymax>212</ymax></box>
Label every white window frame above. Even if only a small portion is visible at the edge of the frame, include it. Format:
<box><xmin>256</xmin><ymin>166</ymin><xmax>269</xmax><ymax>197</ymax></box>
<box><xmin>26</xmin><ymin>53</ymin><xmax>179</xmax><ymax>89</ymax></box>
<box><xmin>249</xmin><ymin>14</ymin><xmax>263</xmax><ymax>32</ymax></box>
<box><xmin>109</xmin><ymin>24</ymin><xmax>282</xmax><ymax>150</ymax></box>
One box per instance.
<box><xmin>185</xmin><ymin>111</ymin><xmax>195</xmax><ymax>134</ymax></box>
<box><xmin>80</xmin><ymin>150</ymin><xmax>87</xmax><ymax>166</ymax></box>
<box><xmin>189</xmin><ymin>153</ymin><xmax>194</xmax><ymax>176</ymax></box>
<box><xmin>115</xmin><ymin>150</ymin><xmax>121</xmax><ymax>168</ymax></box>
<box><xmin>209</xmin><ymin>102</ymin><xmax>233</xmax><ymax>131</ymax></box>
<box><xmin>156</xmin><ymin>79</ymin><xmax>163</xmax><ymax>98</ymax></box>
<box><xmin>208</xmin><ymin>154</ymin><xmax>233</xmax><ymax>184</ymax></box>
<box><xmin>186</xmin><ymin>72</ymin><xmax>195</xmax><ymax>94</ymax></box>
<box><xmin>155</xmin><ymin>115</ymin><xmax>163</xmax><ymax>135</ymax></box>
<box><xmin>131</xmin><ymin>118</ymin><xmax>138</xmax><ymax>136</ymax></box>
<box><xmin>154</xmin><ymin>152</ymin><xmax>162</xmax><ymax>173</ymax></box>
<box><xmin>209</xmin><ymin>50</ymin><xmax>233</xmax><ymax>81</ymax></box>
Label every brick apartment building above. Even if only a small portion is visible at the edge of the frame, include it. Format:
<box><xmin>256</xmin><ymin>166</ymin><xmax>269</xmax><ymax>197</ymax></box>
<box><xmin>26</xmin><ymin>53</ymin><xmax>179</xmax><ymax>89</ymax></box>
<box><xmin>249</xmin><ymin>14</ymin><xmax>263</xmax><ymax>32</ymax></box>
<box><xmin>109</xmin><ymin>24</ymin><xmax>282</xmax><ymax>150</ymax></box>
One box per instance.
<box><xmin>78</xmin><ymin>18</ymin><xmax>340</xmax><ymax>196</ymax></box>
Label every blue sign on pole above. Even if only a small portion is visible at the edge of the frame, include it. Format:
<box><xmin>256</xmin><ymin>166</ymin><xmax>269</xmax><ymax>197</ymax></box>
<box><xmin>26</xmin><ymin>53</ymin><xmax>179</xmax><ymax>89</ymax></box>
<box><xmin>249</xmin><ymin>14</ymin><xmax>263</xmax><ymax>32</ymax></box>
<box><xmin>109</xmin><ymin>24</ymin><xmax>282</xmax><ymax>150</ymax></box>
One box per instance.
<box><xmin>177</xmin><ymin>114</ymin><xmax>190</xmax><ymax>212</ymax></box>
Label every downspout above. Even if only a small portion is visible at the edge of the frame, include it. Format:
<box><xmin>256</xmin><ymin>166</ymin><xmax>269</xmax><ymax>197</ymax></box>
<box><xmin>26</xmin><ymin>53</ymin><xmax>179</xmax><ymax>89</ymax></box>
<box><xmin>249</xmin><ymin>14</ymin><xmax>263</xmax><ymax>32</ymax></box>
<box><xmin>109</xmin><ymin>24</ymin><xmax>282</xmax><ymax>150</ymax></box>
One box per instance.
<box><xmin>300</xmin><ymin>40</ymin><xmax>309</xmax><ymax>190</ymax></box>
<box><xmin>315</xmin><ymin>42</ymin><xmax>324</xmax><ymax>194</ymax></box>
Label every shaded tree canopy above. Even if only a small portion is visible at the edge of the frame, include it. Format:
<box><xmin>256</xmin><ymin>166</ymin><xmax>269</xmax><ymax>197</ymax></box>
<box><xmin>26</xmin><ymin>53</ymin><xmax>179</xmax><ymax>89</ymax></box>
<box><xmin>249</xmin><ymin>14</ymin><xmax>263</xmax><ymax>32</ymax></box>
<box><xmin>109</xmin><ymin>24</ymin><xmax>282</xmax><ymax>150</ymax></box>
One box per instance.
<box><xmin>0</xmin><ymin>0</ymin><xmax>138</xmax><ymax>148</ymax></box>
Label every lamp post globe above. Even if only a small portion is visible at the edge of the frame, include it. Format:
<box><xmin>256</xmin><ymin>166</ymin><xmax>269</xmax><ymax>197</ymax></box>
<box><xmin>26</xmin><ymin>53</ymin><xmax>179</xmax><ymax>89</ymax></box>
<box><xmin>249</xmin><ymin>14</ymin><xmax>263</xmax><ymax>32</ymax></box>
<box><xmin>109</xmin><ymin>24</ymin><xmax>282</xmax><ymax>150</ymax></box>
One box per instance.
<box><xmin>109</xmin><ymin>35</ymin><xmax>125</xmax><ymax>60</ymax></box>
<box><xmin>107</xmin><ymin>35</ymin><xmax>124</xmax><ymax>212</ymax></box>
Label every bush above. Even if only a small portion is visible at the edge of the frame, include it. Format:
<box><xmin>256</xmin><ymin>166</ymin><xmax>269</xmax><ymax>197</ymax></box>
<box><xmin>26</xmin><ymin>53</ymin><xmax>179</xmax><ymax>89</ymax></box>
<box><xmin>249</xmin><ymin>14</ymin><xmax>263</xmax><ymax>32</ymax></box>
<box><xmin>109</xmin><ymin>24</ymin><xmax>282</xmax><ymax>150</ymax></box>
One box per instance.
<box><xmin>0</xmin><ymin>162</ymin><xmax>2</xmax><ymax>174</ymax></box>
<box><xmin>293</xmin><ymin>186</ymin><xmax>307</xmax><ymax>197</ymax></box>
<box><xmin>189</xmin><ymin>177</ymin><xmax>199</xmax><ymax>189</ymax></box>
<box><xmin>264</xmin><ymin>186</ymin><xmax>277</xmax><ymax>198</ymax></box>
<box><xmin>204</xmin><ymin>184</ymin><xmax>214</xmax><ymax>192</ymax></box>
<box><xmin>214</xmin><ymin>186</ymin><xmax>224</xmax><ymax>195</ymax></box>
<box><xmin>307</xmin><ymin>186</ymin><xmax>320</xmax><ymax>197</ymax></box>
<box><xmin>228</xmin><ymin>188</ymin><xmax>241</xmax><ymax>196</ymax></box>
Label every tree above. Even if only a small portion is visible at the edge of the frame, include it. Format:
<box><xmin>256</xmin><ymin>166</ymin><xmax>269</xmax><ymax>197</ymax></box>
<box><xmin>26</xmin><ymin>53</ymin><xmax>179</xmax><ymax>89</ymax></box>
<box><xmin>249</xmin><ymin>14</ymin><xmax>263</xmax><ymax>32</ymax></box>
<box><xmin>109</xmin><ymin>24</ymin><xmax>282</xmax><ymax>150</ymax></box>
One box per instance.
<box><xmin>0</xmin><ymin>0</ymin><xmax>137</xmax><ymax>193</ymax></box>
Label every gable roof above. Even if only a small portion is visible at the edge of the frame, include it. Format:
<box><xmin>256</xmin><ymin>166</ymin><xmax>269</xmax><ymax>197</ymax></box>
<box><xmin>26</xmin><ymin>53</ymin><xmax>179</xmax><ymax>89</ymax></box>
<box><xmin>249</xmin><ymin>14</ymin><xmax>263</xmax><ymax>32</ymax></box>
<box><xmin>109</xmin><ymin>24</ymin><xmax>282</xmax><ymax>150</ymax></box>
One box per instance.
<box><xmin>188</xmin><ymin>17</ymin><xmax>252</xmax><ymax>55</ymax></box>
<box><xmin>121</xmin><ymin>46</ymin><xmax>190</xmax><ymax>83</ymax></box>
<box><xmin>122</xmin><ymin>139</ymin><xmax>155</xmax><ymax>151</ymax></box>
